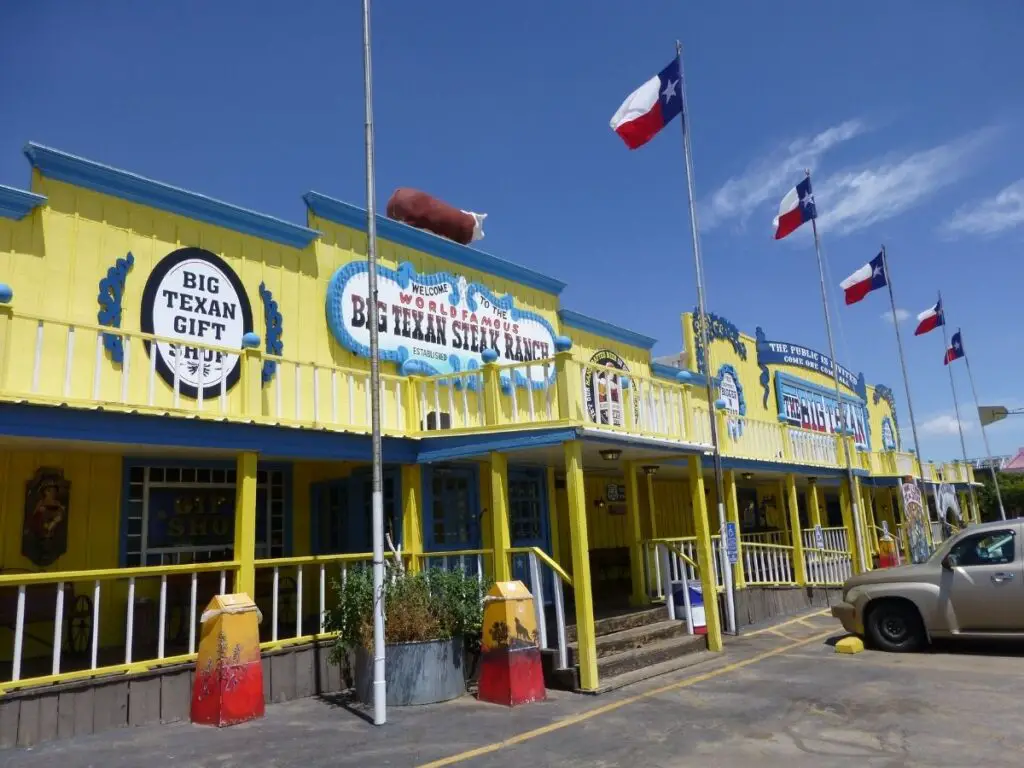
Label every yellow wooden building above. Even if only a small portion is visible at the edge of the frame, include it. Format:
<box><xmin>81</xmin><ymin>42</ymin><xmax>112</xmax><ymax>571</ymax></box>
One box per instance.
<box><xmin>0</xmin><ymin>144</ymin><xmax>978</xmax><ymax>730</ymax></box>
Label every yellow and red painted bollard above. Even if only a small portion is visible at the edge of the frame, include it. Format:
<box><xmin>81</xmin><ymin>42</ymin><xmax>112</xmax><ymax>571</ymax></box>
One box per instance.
<box><xmin>478</xmin><ymin>581</ymin><xmax>546</xmax><ymax>707</ymax></box>
<box><xmin>190</xmin><ymin>594</ymin><xmax>265</xmax><ymax>727</ymax></box>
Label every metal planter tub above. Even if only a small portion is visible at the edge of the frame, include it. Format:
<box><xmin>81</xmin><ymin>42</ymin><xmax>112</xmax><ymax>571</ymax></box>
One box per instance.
<box><xmin>354</xmin><ymin>635</ymin><xmax>466</xmax><ymax>706</ymax></box>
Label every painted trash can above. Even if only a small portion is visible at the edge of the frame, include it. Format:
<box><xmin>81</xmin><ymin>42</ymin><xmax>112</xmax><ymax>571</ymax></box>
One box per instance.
<box><xmin>190</xmin><ymin>593</ymin><xmax>265</xmax><ymax>727</ymax></box>
<box><xmin>478</xmin><ymin>581</ymin><xmax>546</xmax><ymax>707</ymax></box>
<box><xmin>672</xmin><ymin>583</ymin><xmax>706</xmax><ymax>635</ymax></box>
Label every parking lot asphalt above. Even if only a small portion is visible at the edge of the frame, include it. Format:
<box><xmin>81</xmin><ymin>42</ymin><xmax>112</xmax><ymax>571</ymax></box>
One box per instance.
<box><xmin>4</xmin><ymin>609</ymin><xmax>1024</xmax><ymax>768</ymax></box>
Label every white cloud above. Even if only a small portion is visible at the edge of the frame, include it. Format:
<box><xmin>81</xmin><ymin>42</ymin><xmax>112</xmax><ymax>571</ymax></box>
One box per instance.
<box><xmin>702</xmin><ymin>119</ymin><xmax>866</xmax><ymax>229</ymax></box>
<box><xmin>814</xmin><ymin>128</ymin><xmax>997</xmax><ymax>236</ymax></box>
<box><xmin>919</xmin><ymin>413</ymin><xmax>975</xmax><ymax>437</ymax></box>
<box><xmin>881</xmin><ymin>308</ymin><xmax>909</xmax><ymax>324</ymax></box>
<box><xmin>944</xmin><ymin>178</ymin><xmax>1024</xmax><ymax>236</ymax></box>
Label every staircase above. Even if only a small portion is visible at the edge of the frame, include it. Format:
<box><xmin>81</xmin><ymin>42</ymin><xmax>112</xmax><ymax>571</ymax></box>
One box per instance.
<box><xmin>543</xmin><ymin>606</ymin><xmax>708</xmax><ymax>693</ymax></box>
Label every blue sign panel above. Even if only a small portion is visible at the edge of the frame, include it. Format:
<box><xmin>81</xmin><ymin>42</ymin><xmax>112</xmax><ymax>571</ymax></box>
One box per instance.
<box><xmin>756</xmin><ymin>336</ymin><xmax>862</xmax><ymax>394</ymax></box>
<box><xmin>775</xmin><ymin>372</ymin><xmax>871</xmax><ymax>450</ymax></box>
<box><xmin>724</xmin><ymin>522</ymin><xmax>739</xmax><ymax>565</ymax></box>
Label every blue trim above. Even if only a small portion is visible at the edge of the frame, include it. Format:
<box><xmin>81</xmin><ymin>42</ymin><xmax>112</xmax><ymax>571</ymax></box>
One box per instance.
<box><xmin>557</xmin><ymin>309</ymin><xmax>657</xmax><ymax>351</ymax></box>
<box><xmin>303</xmin><ymin>191</ymin><xmax>565</xmax><ymax>295</ymax></box>
<box><xmin>651</xmin><ymin>362</ymin><xmax>706</xmax><ymax>386</ymax></box>
<box><xmin>258</xmin><ymin>282</ymin><xmax>283</xmax><ymax>385</ymax></box>
<box><xmin>118</xmin><ymin>456</ymin><xmax>293</xmax><ymax>566</ymax></box>
<box><xmin>698</xmin><ymin>455</ymin><xmax>871</xmax><ymax>478</ymax></box>
<box><xmin>24</xmin><ymin>143</ymin><xmax>320</xmax><ymax>249</ymax></box>
<box><xmin>0</xmin><ymin>184</ymin><xmax>46</xmax><ymax>221</ymax></box>
<box><xmin>422</xmin><ymin>463</ymin><xmax>482</xmax><ymax>552</ymax></box>
<box><xmin>96</xmin><ymin>252</ymin><xmax>134</xmax><ymax>364</ymax></box>
<box><xmin>0</xmin><ymin>402</ymin><xmax>419</xmax><ymax>463</ymax></box>
<box><xmin>417</xmin><ymin>427</ymin><xmax>580</xmax><ymax>463</ymax></box>
<box><xmin>692</xmin><ymin>310</ymin><xmax>747</xmax><ymax>376</ymax></box>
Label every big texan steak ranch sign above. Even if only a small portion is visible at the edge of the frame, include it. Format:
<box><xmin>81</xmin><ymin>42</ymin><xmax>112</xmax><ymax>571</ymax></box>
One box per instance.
<box><xmin>141</xmin><ymin>247</ymin><xmax>254</xmax><ymax>400</ymax></box>
<box><xmin>325</xmin><ymin>261</ymin><xmax>557</xmax><ymax>382</ymax></box>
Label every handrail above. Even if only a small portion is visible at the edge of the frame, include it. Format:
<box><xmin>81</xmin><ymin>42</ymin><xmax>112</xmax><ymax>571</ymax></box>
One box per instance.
<box><xmin>0</xmin><ymin>560</ymin><xmax>240</xmax><ymax>586</ymax></box>
<box><xmin>508</xmin><ymin>546</ymin><xmax>572</xmax><ymax>585</ymax></box>
<box><xmin>255</xmin><ymin>552</ymin><xmax>400</xmax><ymax>568</ymax></box>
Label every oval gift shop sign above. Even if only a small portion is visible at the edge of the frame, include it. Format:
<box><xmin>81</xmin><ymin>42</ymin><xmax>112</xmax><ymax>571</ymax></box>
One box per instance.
<box><xmin>141</xmin><ymin>247</ymin><xmax>254</xmax><ymax>400</ymax></box>
<box><xmin>325</xmin><ymin>261</ymin><xmax>557</xmax><ymax>383</ymax></box>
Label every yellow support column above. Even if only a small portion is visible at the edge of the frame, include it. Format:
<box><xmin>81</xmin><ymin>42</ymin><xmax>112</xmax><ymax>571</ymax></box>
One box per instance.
<box><xmin>777</xmin><ymin>479</ymin><xmax>790</xmax><ymax>543</ymax></box>
<box><xmin>482</xmin><ymin>351</ymin><xmax>501</xmax><ymax>427</ymax></box>
<box><xmin>862</xmin><ymin>483</ymin><xmax>879</xmax><ymax>554</ymax></box>
<box><xmin>645</xmin><ymin>470</ymin><xmax>658</xmax><ymax>539</ymax></box>
<box><xmin>688</xmin><ymin>455</ymin><xmax>723</xmax><ymax>652</ymax></box>
<box><xmin>724</xmin><ymin>470</ymin><xmax>744</xmax><ymax>589</ymax></box>
<box><xmin>553</xmin><ymin>338</ymin><xmax>583</xmax><ymax>422</ymax></box>
<box><xmin>401</xmin><ymin>465</ymin><xmax>423</xmax><ymax>571</ymax></box>
<box><xmin>564</xmin><ymin>440</ymin><xmax>599</xmax><ymax>690</ymax></box>
<box><xmin>785</xmin><ymin>475</ymin><xmax>806</xmax><ymax>585</ymax></box>
<box><xmin>0</xmin><ymin>288</ymin><xmax>13</xmax><ymax>392</ymax></box>
<box><xmin>854</xmin><ymin>477</ymin><xmax>876</xmax><ymax>560</ymax></box>
<box><xmin>489</xmin><ymin>452</ymin><xmax>512</xmax><ymax>583</ymax></box>
<box><xmin>624</xmin><ymin>461</ymin><xmax>647</xmax><ymax>606</ymax></box>
<box><xmin>806</xmin><ymin>480</ymin><xmax>822</xmax><ymax>529</ymax></box>
<box><xmin>233</xmin><ymin>451</ymin><xmax>259</xmax><ymax>598</ymax></box>
<box><xmin>840</xmin><ymin>480</ymin><xmax>865</xmax><ymax>574</ymax></box>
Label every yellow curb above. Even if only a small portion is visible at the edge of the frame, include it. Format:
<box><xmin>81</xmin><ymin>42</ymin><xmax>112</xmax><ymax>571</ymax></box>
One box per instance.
<box><xmin>835</xmin><ymin>635</ymin><xmax>865</xmax><ymax>654</ymax></box>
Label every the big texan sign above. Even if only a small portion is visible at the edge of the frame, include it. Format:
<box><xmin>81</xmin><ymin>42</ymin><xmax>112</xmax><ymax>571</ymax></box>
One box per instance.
<box><xmin>325</xmin><ymin>261</ymin><xmax>557</xmax><ymax>382</ymax></box>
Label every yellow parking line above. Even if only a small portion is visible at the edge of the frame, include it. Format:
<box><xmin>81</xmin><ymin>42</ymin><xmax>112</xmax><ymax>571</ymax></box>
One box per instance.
<box><xmin>743</xmin><ymin>609</ymin><xmax>830</xmax><ymax>638</ymax></box>
<box><xmin>416</xmin><ymin>628</ymin><xmax>835</xmax><ymax>768</ymax></box>
<box><xmin>768</xmin><ymin>628</ymin><xmax>800</xmax><ymax>642</ymax></box>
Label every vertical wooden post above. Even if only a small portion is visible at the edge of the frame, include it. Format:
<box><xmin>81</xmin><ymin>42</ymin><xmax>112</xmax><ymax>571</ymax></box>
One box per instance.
<box><xmin>806</xmin><ymin>480</ymin><xmax>822</xmax><ymax>529</ymax></box>
<box><xmin>688</xmin><ymin>455</ymin><xmax>723</xmax><ymax>652</ymax></box>
<box><xmin>482</xmin><ymin>350</ymin><xmax>501</xmax><ymax>427</ymax></box>
<box><xmin>489</xmin><ymin>452</ymin><xmax>511</xmax><ymax>583</ymax></box>
<box><xmin>564</xmin><ymin>440</ymin><xmax>598</xmax><ymax>690</ymax></box>
<box><xmin>233</xmin><ymin>451</ymin><xmax>259</xmax><ymax>597</ymax></box>
<box><xmin>786</xmin><ymin>474</ymin><xmax>806</xmax><ymax>585</ymax></box>
<box><xmin>724</xmin><ymin>469</ymin><xmax>744</xmax><ymax>589</ymax></box>
<box><xmin>401</xmin><ymin>464</ymin><xmax>423</xmax><ymax>571</ymax></box>
<box><xmin>553</xmin><ymin>336</ymin><xmax>581</xmax><ymax>423</ymax></box>
<box><xmin>840</xmin><ymin>480</ymin><xmax>864</xmax><ymax>574</ymax></box>
<box><xmin>239</xmin><ymin>334</ymin><xmax>263</xmax><ymax>418</ymax></box>
<box><xmin>624</xmin><ymin>461</ymin><xmax>647</xmax><ymax>606</ymax></box>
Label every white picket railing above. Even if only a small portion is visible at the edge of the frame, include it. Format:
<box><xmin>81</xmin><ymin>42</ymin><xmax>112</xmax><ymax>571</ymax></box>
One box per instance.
<box><xmin>580</xmin><ymin>361</ymin><xmax>693</xmax><ymax>443</ymax></box>
<box><xmin>742</xmin><ymin>531</ymin><xmax>789</xmax><ymax>546</ymax></box>
<box><xmin>0</xmin><ymin>561</ymin><xmax>238</xmax><ymax>692</ymax></box>
<box><xmin>508</xmin><ymin>547</ymin><xmax>570</xmax><ymax>671</ymax></box>
<box><xmin>802</xmin><ymin>548</ymin><xmax>853</xmax><ymax>585</ymax></box>
<box><xmin>417</xmin><ymin>373</ymin><xmax>486</xmax><ymax>432</ymax></box>
<box><xmin>800</xmin><ymin>526</ymin><xmax>848</xmax><ymax>553</ymax></box>
<box><xmin>742</xmin><ymin>543</ymin><xmax>796</xmax><ymax>585</ymax></box>
<box><xmin>644</xmin><ymin>536</ymin><xmax>724</xmax><ymax>603</ymax></box>
<box><xmin>788</xmin><ymin>430</ymin><xmax>840</xmax><ymax>466</ymax></box>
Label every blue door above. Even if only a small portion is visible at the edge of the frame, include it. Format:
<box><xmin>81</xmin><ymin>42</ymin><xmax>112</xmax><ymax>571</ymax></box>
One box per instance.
<box><xmin>310</xmin><ymin>468</ymin><xmax>401</xmax><ymax>555</ymax></box>
<box><xmin>425</xmin><ymin>465</ymin><xmax>481</xmax><ymax>553</ymax></box>
<box><xmin>508</xmin><ymin>469</ymin><xmax>552</xmax><ymax>602</ymax></box>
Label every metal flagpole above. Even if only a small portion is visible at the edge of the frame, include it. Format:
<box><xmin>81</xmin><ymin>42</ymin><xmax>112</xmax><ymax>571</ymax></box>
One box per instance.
<box><xmin>807</xmin><ymin>175</ymin><xmax>868</xmax><ymax>573</ymax></box>
<box><xmin>959</xmin><ymin>331</ymin><xmax>1004</xmax><ymax>519</ymax></box>
<box><xmin>880</xmin><ymin>245</ymin><xmax>928</xmax><ymax>526</ymax></box>
<box><xmin>676</xmin><ymin>40</ymin><xmax>736</xmax><ymax>635</ymax></box>
<box><xmin>938</xmin><ymin>296</ymin><xmax>978</xmax><ymax>521</ymax></box>
<box><xmin>361</xmin><ymin>0</ymin><xmax>387</xmax><ymax>726</ymax></box>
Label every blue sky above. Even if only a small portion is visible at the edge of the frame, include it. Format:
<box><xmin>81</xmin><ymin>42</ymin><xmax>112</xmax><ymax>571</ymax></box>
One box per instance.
<box><xmin>2</xmin><ymin>1</ymin><xmax>1022</xmax><ymax>462</ymax></box>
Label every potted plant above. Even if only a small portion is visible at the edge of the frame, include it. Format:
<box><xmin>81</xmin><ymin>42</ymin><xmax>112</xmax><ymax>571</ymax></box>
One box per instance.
<box><xmin>326</xmin><ymin>562</ymin><xmax>487</xmax><ymax>706</ymax></box>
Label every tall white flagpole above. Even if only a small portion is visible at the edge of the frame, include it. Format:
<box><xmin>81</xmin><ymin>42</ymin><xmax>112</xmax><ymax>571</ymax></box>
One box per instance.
<box><xmin>361</xmin><ymin>0</ymin><xmax>387</xmax><ymax>726</ymax></box>
<box><xmin>676</xmin><ymin>40</ymin><xmax>736</xmax><ymax>635</ymax></box>
<box><xmin>960</xmin><ymin>331</ymin><xmax>1004</xmax><ymax>520</ymax></box>
<box><xmin>807</xmin><ymin>175</ymin><xmax>868</xmax><ymax>573</ymax></box>
<box><xmin>880</xmin><ymin>245</ymin><xmax>929</xmax><ymax>523</ymax></box>
<box><xmin>938</xmin><ymin>297</ymin><xmax>978</xmax><ymax>522</ymax></box>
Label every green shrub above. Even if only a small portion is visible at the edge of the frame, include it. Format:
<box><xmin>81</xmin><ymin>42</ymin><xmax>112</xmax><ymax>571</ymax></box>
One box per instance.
<box><xmin>325</xmin><ymin>565</ymin><xmax>487</xmax><ymax>664</ymax></box>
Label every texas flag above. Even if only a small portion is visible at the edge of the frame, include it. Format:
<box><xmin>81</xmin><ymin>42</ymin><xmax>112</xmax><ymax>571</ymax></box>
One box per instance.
<box><xmin>610</xmin><ymin>58</ymin><xmax>683</xmax><ymax>150</ymax></box>
<box><xmin>944</xmin><ymin>330</ymin><xmax>964</xmax><ymax>365</ymax></box>
<box><xmin>773</xmin><ymin>177</ymin><xmax>817</xmax><ymax>240</ymax></box>
<box><xmin>840</xmin><ymin>252</ymin><xmax>887</xmax><ymax>305</ymax></box>
<box><xmin>914</xmin><ymin>298</ymin><xmax>944</xmax><ymax>336</ymax></box>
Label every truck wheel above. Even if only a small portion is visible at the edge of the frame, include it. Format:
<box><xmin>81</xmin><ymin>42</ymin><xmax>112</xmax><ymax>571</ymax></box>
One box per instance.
<box><xmin>866</xmin><ymin>601</ymin><xmax>926</xmax><ymax>652</ymax></box>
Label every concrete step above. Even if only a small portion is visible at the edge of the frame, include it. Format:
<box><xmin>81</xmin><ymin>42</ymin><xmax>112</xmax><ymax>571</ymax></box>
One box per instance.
<box><xmin>566</xmin><ymin>606</ymin><xmax>668</xmax><ymax>643</ymax></box>
<box><xmin>597</xmin><ymin>633</ymin><xmax>707</xmax><ymax>680</ymax></box>
<box><xmin>593</xmin><ymin>647</ymin><xmax>714</xmax><ymax>694</ymax></box>
<box><xmin>566</xmin><ymin>620</ymin><xmax>691</xmax><ymax>665</ymax></box>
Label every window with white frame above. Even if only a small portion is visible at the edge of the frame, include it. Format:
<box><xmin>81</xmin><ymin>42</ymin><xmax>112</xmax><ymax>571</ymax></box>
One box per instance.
<box><xmin>123</xmin><ymin>464</ymin><xmax>287</xmax><ymax>566</ymax></box>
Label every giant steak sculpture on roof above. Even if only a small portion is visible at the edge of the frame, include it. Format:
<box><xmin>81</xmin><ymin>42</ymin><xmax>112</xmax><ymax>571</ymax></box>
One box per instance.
<box><xmin>385</xmin><ymin>188</ymin><xmax>486</xmax><ymax>246</ymax></box>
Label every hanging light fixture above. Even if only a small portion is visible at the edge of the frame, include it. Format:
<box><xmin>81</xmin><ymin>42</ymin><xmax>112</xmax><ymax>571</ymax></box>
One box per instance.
<box><xmin>742</xmin><ymin>472</ymin><xmax>754</xmax><ymax>481</ymax></box>
<box><xmin>599</xmin><ymin>449</ymin><xmax>622</xmax><ymax>461</ymax></box>
<box><xmin>642</xmin><ymin>465</ymin><xmax>659</xmax><ymax>476</ymax></box>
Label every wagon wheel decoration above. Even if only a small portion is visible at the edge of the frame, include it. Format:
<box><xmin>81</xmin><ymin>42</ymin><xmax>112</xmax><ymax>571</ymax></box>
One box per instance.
<box><xmin>67</xmin><ymin>594</ymin><xmax>93</xmax><ymax>656</ymax></box>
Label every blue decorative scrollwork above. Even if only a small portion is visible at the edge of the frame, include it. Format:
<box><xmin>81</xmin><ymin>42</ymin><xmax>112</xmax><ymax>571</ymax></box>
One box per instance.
<box><xmin>754</xmin><ymin>326</ymin><xmax>771</xmax><ymax>408</ymax></box>
<box><xmin>96</xmin><ymin>252</ymin><xmax>135</xmax><ymax>364</ymax></box>
<box><xmin>259</xmin><ymin>282</ymin><xmax>283</xmax><ymax>385</ymax></box>
<box><xmin>691</xmin><ymin>309</ymin><xmax>747</xmax><ymax>379</ymax></box>
<box><xmin>873</xmin><ymin>384</ymin><xmax>899</xmax><ymax>448</ymax></box>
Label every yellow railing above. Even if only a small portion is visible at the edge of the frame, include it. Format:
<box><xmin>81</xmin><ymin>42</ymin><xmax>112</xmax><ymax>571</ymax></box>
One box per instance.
<box><xmin>0</xmin><ymin>308</ymin><xmax>977</xmax><ymax>480</ymax></box>
<box><xmin>0</xmin><ymin>560</ymin><xmax>239</xmax><ymax>694</ymax></box>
